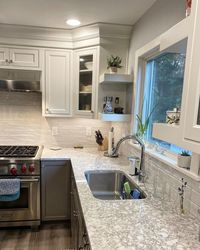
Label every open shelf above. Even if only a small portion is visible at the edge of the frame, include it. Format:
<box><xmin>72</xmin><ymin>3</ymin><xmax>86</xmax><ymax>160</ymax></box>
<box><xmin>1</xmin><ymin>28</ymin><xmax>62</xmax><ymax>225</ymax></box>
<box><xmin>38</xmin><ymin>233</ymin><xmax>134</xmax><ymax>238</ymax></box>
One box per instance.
<box><xmin>79</xmin><ymin>91</ymin><xmax>92</xmax><ymax>94</ymax></box>
<box><xmin>98</xmin><ymin>113</ymin><xmax>131</xmax><ymax>122</ymax></box>
<box><xmin>99</xmin><ymin>73</ymin><xmax>133</xmax><ymax>84</ymax></box>
<box><xmin>80</xmin><ymin>69</ymin><xmax>92</xmax><ymax>74</ymax></box>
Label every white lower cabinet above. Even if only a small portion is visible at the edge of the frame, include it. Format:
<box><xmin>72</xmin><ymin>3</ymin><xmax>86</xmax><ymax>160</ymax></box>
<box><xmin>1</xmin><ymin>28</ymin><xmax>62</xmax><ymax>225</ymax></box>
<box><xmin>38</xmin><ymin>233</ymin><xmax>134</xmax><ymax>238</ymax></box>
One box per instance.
<box><xmin>44</xmin><ymin>49</ymin><xmax>72</xmax><ymax>117</ymax></box>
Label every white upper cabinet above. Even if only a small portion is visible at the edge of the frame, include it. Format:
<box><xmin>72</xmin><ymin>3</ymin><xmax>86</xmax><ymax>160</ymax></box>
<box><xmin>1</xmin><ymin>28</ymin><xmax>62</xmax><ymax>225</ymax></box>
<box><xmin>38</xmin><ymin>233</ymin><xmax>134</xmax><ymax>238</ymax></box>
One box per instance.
<box><xmin>183</xmin><ymin>1</ymin><xmax>200</xmax><ymax>143</ymax></box>
<box><xmin>0</xmin><ymin>46</ymin><xmax>40</xmax><ymax>69</ymax></box>
<box><xmin>73</xmin><ymin>47</ymin><xmax>99</xmax><ymax>118</ymax></box>
<box><xmin>44</xmin><ymin>50</ymin><xmax>72</xmax><ymax>117</ymax></box>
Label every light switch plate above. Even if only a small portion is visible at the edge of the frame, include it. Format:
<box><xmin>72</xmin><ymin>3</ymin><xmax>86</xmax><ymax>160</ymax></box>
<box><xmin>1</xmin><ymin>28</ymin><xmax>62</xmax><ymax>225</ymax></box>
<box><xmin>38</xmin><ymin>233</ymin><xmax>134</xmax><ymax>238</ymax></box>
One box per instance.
<box><xmin>52</xmin><ymin>126</ymin><xmax>58</xmax><ymax>136</ymax></box>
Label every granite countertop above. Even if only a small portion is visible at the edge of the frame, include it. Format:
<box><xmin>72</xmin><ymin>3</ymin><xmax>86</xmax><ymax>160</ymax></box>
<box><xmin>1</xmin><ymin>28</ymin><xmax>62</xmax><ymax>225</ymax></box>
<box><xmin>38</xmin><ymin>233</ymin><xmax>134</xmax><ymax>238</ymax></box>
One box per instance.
<box><xmin>41</xmin><ymin>147</ymin><xmax>200</xmax><ymax>250</ymax></box>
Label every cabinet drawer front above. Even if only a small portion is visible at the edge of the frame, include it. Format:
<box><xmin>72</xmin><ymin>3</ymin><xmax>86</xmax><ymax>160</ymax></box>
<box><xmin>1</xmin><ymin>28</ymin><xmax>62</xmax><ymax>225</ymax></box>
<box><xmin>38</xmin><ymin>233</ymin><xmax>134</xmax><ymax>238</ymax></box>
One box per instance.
<box><xmin>9</xmin><ymin>48</ymin><xmax>39</xmax><ymax>67</ymax></box>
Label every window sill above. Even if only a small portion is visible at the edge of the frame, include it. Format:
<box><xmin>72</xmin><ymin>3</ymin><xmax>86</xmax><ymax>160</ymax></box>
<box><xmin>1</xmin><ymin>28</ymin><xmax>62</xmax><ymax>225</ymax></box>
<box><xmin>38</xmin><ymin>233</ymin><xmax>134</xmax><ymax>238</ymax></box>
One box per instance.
<box><xmin>128</xmin><ymin>141</ymin><xmax>200</xmax><ymax>182</ymax></box>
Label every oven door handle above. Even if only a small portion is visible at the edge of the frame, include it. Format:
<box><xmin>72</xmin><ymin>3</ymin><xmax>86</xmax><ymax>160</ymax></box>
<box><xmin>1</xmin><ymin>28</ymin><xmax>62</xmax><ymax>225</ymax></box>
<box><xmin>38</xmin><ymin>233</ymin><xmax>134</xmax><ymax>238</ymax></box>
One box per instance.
<box><xmin>20</xmin><ymin>178</ymin><xmax>40</xmax><ymax>183</ymax></box>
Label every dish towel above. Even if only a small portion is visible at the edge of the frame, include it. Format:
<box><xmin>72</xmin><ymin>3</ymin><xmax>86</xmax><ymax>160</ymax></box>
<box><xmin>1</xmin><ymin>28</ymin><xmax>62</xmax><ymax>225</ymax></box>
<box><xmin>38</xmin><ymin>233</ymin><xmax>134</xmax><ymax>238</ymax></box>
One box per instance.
<box><xmin>0</xmin><ymin>179</ymin><xmax>20</xmax><ymax>202</ymax></box>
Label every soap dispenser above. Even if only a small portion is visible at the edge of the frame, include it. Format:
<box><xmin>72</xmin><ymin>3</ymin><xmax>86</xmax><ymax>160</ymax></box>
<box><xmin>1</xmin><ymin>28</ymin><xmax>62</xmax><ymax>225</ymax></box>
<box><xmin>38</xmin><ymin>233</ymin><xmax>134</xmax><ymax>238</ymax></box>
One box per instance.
<box><xmin>128</xmin><ymin>156</ymin><xmax>140</xmax><ymax>176</ymax></box>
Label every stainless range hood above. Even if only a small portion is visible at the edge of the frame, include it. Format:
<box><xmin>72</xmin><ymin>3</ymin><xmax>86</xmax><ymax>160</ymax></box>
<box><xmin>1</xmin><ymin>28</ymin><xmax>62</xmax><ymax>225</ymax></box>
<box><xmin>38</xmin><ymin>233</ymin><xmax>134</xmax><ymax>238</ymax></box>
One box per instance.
<box><xmin>0</xmin><ymin>69</ymin><xmax>41</xmax><ymax>92</ymax></box>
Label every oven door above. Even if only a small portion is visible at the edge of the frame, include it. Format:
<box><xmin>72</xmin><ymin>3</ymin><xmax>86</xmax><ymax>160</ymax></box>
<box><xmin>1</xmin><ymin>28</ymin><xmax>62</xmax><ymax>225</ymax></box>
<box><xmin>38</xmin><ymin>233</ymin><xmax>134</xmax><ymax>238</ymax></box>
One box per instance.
<box><xmin>0</xmin><ymin>177</ymin><xmax>40</xmax><ymax>224</ymax></box>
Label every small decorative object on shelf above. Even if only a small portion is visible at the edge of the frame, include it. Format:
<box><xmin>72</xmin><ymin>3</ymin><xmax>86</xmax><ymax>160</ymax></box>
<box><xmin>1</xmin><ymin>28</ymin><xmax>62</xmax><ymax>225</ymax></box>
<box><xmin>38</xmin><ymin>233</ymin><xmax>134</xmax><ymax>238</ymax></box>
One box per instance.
<box><xmin>178</xmin><ymin>178</ymin><xmax>187</xmax><ymax>214</ymax></box>
<box><xmin>186</xmin><ymin>0</ymin><xmax>192</xmax><ymax>17</ymax></box>
<box><xmin>103</xmin><ymin>96</ymin><xmax>113</xmax><ymax>113</ymax></box>
<box><xmin>166</xmin><ymin>107</ymin><xmax>181</xmax><ymax>125</ymax></box>
<box><xmin>107</xmin><ymin>55</ymin><xmax>122</xmax><ymax>73</ymax></box>
<box><xmin>114</xmin><ymin>97</ymin><xmax>124</xmax><ymax>114</ymax></box>
<box><xmin>177</xmin><ymin>150</ymin><xmax>191</xmax><ymax>169</ymax></box>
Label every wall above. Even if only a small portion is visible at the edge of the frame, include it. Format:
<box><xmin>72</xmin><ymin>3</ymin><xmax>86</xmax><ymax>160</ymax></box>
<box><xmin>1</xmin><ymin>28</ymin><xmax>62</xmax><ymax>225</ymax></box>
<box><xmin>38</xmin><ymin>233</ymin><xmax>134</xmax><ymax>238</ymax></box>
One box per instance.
<box><xmin>112</xmin><ymin>0</ymin><xmax>200</xmax><ymax>219</ymax></box>
<box><xmin>0</xmin><ymin>92</ymin><xmax>110</xmax><ymax>147</ymax></box>
<box><xmin>128</xmin><ymin>0</ymin><xmax>185</xmax><ymax>73</ymax></box>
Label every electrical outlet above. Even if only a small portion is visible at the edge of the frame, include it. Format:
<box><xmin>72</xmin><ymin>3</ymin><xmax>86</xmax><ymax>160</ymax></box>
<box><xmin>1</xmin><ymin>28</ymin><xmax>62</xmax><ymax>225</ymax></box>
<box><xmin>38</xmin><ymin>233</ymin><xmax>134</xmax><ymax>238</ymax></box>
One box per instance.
<box><xmin>52</xmin><ymin>127</ymin><xmax>58</xmax><ymax>136</ymax></box>
<box><xmin>86</xmin><ymin>127</ymin><xmax>92</xmax><ymax>136</ymax></box>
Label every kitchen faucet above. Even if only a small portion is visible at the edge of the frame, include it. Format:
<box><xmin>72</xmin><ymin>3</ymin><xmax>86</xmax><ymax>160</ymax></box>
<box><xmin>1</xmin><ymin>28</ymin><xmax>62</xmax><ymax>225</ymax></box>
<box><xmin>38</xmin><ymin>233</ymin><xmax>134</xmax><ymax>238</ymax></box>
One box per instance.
<box><xmin>105</xmin><ymin>134</ymin><xmax>145</xmax><ymax>183</ymax></box>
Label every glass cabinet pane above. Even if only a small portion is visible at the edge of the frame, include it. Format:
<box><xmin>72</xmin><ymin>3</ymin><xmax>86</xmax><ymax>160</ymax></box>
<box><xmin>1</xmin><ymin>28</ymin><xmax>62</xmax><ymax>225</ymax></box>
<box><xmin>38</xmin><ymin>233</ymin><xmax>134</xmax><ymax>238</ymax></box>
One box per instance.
<box><xmin>79</xmin><ymin>55</ymin><xmax>93</xmax><ymax>111</ymax></box>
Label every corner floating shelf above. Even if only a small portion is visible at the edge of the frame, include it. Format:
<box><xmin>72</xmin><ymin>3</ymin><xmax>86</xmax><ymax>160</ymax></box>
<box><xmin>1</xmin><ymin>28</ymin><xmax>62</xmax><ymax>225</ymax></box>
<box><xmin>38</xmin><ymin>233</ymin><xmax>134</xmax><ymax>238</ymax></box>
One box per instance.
<box><xmin>98</xmin><ymin>113</ymin><xmax>131</xmax><ymax>122</ymax></box>
<box><xmin>99</xmin><ymin>73</ymin><xmax>133</xmax><ymax>84</ymax></box>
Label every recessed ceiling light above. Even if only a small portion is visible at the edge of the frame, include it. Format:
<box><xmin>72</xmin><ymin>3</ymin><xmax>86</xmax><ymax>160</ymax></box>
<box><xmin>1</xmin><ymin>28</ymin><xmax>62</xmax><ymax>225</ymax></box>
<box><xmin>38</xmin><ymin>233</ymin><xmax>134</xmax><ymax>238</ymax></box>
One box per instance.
<box><xmin>66</xmin><ymin>19</ymin><xmax>81</xmax><ymax>27</ymax></box>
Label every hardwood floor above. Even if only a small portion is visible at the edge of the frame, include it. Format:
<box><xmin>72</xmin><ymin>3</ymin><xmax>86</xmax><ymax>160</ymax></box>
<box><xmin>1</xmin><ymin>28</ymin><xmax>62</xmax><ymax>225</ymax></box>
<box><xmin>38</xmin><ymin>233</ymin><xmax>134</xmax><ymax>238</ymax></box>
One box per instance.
<box><xmin>0</xmin><ymin>223</ymin><xmax>72</xmax><ymax>250</ymax></box>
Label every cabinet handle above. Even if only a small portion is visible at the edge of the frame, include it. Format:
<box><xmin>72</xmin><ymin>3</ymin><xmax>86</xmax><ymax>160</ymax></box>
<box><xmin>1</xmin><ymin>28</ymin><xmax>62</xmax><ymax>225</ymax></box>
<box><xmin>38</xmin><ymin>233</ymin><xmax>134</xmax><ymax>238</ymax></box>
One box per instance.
<box><xmin>9</xmin><ymin>59</ymin><xmax>13</xmax><ymax>64</ymax></box>
<box><xmin>46</xmin><ymin>108</ymin><xmax>51</xmax><ymax>113</ymax></box>
<box><xmin>5</xmin><ymin>59</ymin><xmax>9</xmax><ymax>63</ymax></box>
<box><xmin>73</xmin><ymin>211</ymin><xmax>78</xmax><ymax>217</ymax></box>
<box><xmin>91</xmin><ymin>110</ymin><xmax>94</xmax><ymax>114</ymax></box>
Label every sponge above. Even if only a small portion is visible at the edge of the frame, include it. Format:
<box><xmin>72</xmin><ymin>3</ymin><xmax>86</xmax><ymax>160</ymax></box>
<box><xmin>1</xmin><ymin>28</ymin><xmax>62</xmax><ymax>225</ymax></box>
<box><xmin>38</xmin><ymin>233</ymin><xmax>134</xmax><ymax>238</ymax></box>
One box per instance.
<box><xmin>124</xmin><ymin>181</ymin><xmax>131</xmax><ymax>196</ymax></box>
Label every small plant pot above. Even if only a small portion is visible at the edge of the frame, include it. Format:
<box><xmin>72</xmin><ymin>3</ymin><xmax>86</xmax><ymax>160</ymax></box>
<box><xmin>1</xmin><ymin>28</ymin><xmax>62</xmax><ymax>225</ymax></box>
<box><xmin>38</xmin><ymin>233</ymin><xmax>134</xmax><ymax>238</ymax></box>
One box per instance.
<box><xmin>110</xmin><ymin>67</ymin><xmax>118</xmax><ymax>73</ymax></box>
<box><xmin>177</xmin><ymin>155</ymin><xmax>191</xmax><ymax>169</ymax></box>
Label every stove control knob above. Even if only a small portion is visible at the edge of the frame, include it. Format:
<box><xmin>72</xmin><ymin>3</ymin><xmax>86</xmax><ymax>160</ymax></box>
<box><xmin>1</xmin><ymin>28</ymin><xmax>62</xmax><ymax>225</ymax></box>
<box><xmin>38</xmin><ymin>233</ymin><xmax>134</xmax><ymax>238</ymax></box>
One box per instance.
<box><xmin>29</xmin><ymin>164</ymin><xmax>35</xmax><ymax>173</ymax></box>
<box><xmin>10</xmin><ymin>166</ymin><xmax>17</xmax><ymax>175</ymax></box>
<box><xmin>21</xmin><ymin>164</ymin><xmax>27</xmax><ymax>173</ymax></box>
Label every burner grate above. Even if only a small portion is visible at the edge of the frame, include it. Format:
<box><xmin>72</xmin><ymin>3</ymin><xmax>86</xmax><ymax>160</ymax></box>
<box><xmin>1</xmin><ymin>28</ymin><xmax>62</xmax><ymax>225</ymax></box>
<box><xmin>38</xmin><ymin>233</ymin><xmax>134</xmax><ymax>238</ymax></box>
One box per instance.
<box><xmin>0</xmin><ymin>146</ymin><xmax>39</xmax><ymax>157</ymax></box>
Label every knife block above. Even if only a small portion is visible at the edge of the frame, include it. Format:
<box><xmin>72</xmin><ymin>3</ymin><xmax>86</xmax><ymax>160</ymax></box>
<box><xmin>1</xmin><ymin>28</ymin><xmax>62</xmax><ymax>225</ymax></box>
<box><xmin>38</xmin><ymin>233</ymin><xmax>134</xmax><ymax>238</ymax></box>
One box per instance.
<box><xmin>98</xmin><ymin>137</ymin><xmax>108</xmax><ymax>151</ymax></box>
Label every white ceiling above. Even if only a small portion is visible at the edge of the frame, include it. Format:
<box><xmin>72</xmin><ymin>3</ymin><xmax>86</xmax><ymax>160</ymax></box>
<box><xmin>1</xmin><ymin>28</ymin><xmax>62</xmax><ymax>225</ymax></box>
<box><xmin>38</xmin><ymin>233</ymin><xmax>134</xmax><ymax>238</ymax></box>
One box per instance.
<box><xmin>0</xmin><ymin>0</ymin><xmax>156</xmax><ymax>29</ymax></box>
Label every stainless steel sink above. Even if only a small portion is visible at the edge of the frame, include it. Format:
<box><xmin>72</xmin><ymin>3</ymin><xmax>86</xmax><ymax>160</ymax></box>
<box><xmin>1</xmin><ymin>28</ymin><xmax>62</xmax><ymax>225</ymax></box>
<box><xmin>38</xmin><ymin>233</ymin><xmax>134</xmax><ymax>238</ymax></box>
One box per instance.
<box><xmin>85</xmin><ymin>170</ymin><xmax>147</xmax><ymax>200</ymax></box>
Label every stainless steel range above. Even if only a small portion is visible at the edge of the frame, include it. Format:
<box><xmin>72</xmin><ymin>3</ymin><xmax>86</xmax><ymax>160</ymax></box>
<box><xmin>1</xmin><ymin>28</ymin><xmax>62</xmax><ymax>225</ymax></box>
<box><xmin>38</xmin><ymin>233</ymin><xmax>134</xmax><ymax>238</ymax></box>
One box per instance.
<box><xmin>0</xmin><ymin>145</ymin><xmax>43</xmax><ymax>228</ymax></box>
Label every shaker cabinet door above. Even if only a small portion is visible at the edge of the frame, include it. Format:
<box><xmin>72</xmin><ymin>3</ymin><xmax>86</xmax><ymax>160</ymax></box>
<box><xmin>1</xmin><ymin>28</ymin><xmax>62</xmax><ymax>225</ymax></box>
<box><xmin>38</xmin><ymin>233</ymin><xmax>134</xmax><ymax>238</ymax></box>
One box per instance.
<box><xmin>44</xmin><ymin>50</ymin><xmax>72</xmax><ymax>116</ymax></box>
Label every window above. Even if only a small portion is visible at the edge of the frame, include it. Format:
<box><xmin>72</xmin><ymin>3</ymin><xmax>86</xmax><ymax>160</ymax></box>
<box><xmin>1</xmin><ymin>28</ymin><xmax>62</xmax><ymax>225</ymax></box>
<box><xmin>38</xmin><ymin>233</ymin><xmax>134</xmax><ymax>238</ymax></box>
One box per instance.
<box><xmin>141</xmin><ymin>52</ymin><xmax>186</xmax><ymax>154</ymax></box>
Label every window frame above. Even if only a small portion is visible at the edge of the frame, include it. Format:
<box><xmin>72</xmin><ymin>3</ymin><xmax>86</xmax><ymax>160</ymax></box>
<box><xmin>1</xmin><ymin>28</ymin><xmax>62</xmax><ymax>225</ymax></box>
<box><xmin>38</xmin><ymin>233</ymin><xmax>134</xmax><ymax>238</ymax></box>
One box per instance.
<box><xmin>132</xmin><ymin>37</ymin><xmax>187</xmax><ymax>157</ymax></box>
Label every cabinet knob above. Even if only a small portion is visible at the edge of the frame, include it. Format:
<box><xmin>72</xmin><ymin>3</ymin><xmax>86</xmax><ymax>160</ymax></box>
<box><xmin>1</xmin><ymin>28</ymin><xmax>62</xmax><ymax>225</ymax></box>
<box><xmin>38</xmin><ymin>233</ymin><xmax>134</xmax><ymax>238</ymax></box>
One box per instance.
<box><xmin>46</xmin><ymin>108</ymin><xmax>51</xmax><ymax>113</ymax></box>
<box><xmin>9</xmin><ymin>59</ymin><xmax>13</xmax><ymax>64</ymax></box>
<box><xmin>91</xmin><ymin>110</ymin><xmax>94</xmax><ymax>114</ymax></box>
<box><xmin>5</xmin><ymin>59</ymin><xmax>9</xmax><ymax>63</ymax></box>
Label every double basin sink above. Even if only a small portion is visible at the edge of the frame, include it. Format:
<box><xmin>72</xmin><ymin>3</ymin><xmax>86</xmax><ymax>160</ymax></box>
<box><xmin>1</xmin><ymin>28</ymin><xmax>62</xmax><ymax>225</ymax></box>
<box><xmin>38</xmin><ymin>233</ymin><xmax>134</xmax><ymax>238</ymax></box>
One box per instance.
<box><xmin>85</xmin><ymin>170</ymin><xmax>146</xmax><ymax>200</ymax></box>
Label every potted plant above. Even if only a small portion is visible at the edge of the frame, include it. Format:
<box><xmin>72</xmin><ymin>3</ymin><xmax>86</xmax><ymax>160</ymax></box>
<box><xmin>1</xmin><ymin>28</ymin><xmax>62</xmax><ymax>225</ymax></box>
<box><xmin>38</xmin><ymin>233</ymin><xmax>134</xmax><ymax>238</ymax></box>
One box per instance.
<box><xmin>136</xmin><ymin>103</ymin><xmax>157</xmax><ymax>142</ymax></box>
<box><xmin>107</xmin><ymin>55</ymin><xmax>122</xmax><ymax>73</ymax></box>
<box><xmin>177</xmin><ymin>151</ymin><xmax>191</xmax><ymax>169</ymax></box>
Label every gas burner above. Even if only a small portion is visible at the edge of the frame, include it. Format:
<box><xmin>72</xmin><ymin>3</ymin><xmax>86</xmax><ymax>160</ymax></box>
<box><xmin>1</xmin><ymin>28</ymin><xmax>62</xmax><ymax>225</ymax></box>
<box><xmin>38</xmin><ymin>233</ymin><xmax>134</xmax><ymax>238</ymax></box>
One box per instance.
<box><xmin>0</xmin><ymin>146</ymin><xmax>39</xmax><ymax>158</ymax></box>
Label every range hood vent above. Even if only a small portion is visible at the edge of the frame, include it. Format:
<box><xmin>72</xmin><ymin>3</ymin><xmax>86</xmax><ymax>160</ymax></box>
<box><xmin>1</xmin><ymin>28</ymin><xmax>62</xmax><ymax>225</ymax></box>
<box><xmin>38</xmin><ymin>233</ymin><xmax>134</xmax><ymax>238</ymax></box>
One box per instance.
<box><xmin>0</xmin><ymin>69</ymin><xmax>41</xmax><ymax>92</ymax></box>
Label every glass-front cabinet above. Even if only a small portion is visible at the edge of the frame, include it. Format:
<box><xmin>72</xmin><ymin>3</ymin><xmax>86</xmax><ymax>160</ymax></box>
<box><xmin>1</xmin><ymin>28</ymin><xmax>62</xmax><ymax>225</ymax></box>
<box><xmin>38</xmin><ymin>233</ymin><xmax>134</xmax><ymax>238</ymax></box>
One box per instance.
<box><xmin>74</xmin><ymin>47</ymin><xmax>98</xmax><ymax>117</ymax></box>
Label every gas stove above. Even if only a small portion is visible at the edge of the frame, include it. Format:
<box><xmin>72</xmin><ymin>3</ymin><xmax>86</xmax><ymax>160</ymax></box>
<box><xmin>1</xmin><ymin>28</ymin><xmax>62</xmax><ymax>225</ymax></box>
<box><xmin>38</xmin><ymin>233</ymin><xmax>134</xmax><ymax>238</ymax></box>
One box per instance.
<box><xmin>0</xmin><ymin>145</ymin><xmax>43</xmax><ymax>228</ymax></box>
<box><xmin>0</xmin><ymin>145</ymin><xmax>43</xmax><ymax>176</ymax></box>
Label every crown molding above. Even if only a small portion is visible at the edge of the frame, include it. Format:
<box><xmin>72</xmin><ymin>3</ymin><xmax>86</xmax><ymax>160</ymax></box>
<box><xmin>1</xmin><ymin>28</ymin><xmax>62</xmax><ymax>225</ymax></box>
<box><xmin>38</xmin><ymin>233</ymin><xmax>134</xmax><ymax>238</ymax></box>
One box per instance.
<box><xmin>0</xmin><ymin>23</ymin><xmax>132</xmax><ymax>49</ymax></box>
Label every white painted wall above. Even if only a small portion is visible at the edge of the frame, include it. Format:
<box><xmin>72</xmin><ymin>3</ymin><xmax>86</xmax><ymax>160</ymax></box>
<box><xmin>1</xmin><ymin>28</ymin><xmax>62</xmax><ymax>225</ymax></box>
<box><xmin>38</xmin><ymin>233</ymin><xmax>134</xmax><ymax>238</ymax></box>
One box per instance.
<box><xmin>128</xmin><ymin>0</ymin><xmax>185</xmax><ymax>74</ymax></box>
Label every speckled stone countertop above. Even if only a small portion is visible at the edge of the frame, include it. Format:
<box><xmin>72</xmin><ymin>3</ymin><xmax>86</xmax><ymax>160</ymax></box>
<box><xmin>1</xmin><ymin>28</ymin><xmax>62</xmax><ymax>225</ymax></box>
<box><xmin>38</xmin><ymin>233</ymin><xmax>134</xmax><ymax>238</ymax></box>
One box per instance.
<box><xmin>42</xmin><ymin>147</ymin><xmax>200</xmax><ymax>250</ymax></box>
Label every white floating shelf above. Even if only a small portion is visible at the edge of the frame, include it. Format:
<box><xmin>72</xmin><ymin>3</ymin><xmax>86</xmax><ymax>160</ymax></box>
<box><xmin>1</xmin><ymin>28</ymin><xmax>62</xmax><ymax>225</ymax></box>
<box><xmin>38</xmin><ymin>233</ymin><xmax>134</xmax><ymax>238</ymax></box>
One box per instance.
<box><xmin>153</xmin><ymin>123</ymin><xmax>181</xmax><ymax>145</ymax></box>
<box><xmin>99</xmin><ymin>73</ymin><xmax>133</xmax><ymax>84</ymax></box>
<box><xmin>98</xmin><ymin>113</ymin><xmax>131</xmax><ymax>122</ymax></box>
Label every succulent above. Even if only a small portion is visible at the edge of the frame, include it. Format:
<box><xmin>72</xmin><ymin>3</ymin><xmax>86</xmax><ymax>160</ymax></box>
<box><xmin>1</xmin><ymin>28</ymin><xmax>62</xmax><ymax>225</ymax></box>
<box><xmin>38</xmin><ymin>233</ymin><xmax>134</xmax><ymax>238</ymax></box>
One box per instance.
<box><xmin>107</xmin><ymin>55</ymin><xmax>122</xmax><ymax>69</ymax></box>
<box><xmin>180</xmin><ymin>150</ymin><xmax>190</xmax><ymax>156</ymax></box>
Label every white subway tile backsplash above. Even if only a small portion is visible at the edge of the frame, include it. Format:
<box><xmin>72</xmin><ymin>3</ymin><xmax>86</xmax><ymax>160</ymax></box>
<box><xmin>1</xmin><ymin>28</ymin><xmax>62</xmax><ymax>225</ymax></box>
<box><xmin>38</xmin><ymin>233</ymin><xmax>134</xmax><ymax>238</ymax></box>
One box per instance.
<box><xmin>0</xmin><ymin>92</ymin><xmax>111</xmax><ymax>148</ymax></box>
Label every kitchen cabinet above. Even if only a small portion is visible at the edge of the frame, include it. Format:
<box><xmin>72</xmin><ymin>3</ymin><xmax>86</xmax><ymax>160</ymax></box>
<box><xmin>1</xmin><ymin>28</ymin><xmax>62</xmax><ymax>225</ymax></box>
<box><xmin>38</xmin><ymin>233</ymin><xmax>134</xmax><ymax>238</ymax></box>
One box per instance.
<box><xmin>73</xmin><ymin>47</ymin><xmax>99</xmax><ymax>118</ymax></box>
<box><xmin>71</xmin><ymin>172</ymin><xmax>90</xmax><ymax>250</ymax></box>
<box><xmin>41</xmin><ymin>160</ymin><xmax>71</xmax><ymax>221</ymax></box>
<box><xmin>0</xmin><ymin>46</ymin><xmax>40</xmax><ymax>68</ymax></box>
<box><xmin>183</xmin><ymin>1</ymin><xmax>200</xmax><ymax>143</ymax></box>
<box><xmin>44</xmin><ymin>49</ymin><xmax>72</xmax><ymax>117</ymax></box>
